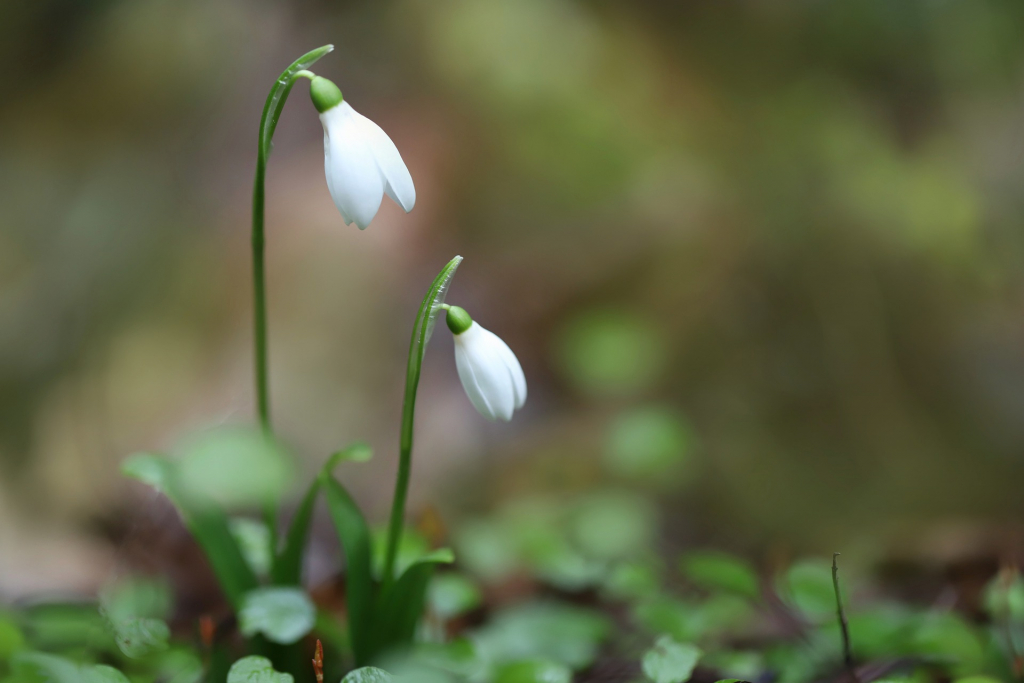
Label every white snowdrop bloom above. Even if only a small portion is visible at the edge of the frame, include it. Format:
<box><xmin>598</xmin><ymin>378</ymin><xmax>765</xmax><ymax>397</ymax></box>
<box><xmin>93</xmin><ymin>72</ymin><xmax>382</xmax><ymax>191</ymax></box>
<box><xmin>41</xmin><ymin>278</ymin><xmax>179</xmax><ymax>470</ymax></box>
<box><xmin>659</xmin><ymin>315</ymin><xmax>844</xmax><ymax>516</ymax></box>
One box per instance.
<box><xmin>446</xmin><ymin>306</ymin><xmax>526</xmax><ymax>422</ymax></box>
<box><xmin>310</xmin><ymin>76</ymin><xmax>415</xmax><ymax>229</ymax></box>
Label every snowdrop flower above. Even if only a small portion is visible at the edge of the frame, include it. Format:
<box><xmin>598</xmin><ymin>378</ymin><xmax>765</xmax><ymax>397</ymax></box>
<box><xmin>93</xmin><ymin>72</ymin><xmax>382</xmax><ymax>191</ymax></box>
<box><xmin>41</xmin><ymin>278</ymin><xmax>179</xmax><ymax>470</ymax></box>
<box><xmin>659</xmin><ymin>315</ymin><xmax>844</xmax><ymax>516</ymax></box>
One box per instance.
<box><xmin>309</xmin><ymin>76</ymin><xmax>415</xmax><ymax>229</ymax></box>
<box><xmin>445</xmin><ymin>305</ymin><xmax>526</xmax><ymax>421</ymax></box>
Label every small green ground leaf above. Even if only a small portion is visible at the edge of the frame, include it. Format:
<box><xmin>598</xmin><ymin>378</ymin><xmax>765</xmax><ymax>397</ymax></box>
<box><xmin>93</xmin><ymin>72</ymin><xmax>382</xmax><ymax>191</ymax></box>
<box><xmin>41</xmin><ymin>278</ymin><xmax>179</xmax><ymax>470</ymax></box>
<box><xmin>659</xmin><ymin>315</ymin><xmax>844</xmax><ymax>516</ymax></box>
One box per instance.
<box><xmin>779</xmin><ymin>560</ymin><xmax>838</xmax><ymax>618</ymax></box>
<box><xmin>571</xmin><ymin>491</ymin><xmax>656</xmax><ymax>561</ymax></box>
<box><xmin>13</xmin><ymin>652</ymin><xmax>131</xmax><ymax>683</ymax></box>
<box><xmin>227</xmin><ymin>655</ymin><xmax>294</xmax><ymax>683</ymax></box>
<box><xmin>681</xmin><ymin>551</ymin><xmax>759</xmax><ymax>600</ymax></box>
<box><xmin>175</xmin><ymin>426</ymin><xmax>294</xmax><ymax>509</ymax></box>
<box><xmin>471</xmin><ymin>602</ymin><xmax>611</xmax><ymax>670</ymax></box>
<box><xmin>494</xmin><ymin>659</ymin><xmax>572</xmax><ymax>683</ymax></box>
<box><xmin>341</xmin><ymin>667</ymin><xmax>394</xmax><ymax>683</ymax></box>
<box><xmin>603</xmin><ymin>406</ymin><xmax>693</xmax><ymax>481</ymax></box>
<box><xmin>641</xmin><ymin>636</ymin><xmax>702</xmax><ymax>683</ymax></box>
<box><xmin>109</xmin><ymin>616</ymin><xmax>170</xmax><ymax>659</ymax></box>
<box><xmin>230</xmin><ymin>518</ymin><xmax>273</xmax><ymax>578</ymax></box>
<box><xmin>239</xmin><ymin>587</ymin><xmax>316</xmax><ymax>645</ymax></box>
<box><xmin>429</xmin><ymin>574</ymin><xmax>483</xmax><ymax>620</ymax></box>
<box><xmin>0</xmin><ymin>615</ymin><xmax>26</xmax><ymax>660</ymax></box>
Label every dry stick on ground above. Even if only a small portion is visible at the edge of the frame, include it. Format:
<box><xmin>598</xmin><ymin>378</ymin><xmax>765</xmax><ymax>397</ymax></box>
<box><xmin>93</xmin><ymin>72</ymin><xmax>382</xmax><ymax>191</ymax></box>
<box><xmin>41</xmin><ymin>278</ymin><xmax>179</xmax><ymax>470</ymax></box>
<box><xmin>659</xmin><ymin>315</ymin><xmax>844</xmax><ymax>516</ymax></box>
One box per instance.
<box><xmin>832</xmin><ymin>553</ymin><xmax>858</xmax><ymax>683</ymax></box>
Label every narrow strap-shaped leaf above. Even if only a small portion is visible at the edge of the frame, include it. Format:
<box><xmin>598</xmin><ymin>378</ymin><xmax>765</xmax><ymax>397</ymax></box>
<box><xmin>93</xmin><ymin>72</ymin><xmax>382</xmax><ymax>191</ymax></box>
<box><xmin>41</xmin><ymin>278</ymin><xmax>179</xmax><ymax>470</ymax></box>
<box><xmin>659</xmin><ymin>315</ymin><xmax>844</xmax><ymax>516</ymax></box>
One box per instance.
<box><xmin>271</xmin><ymin>479</ymin><xmax>319</xmax><ymax>586</ymax></box>
<box><xmin>123</xmin><ymin>453</ymin><xmax>258</xmax><ymax>611</ymax></box>
<box><xmin>272</xmin><ymin>443</ymin><xmax>373</xmax><ymax>586</ymax></box>
<box><xmin>321</xmin><ymin>474</ymin><xmax>376</xmax><ymax>666</ymax></box>
<box><xmin>371</xmin><ymin>549</ymin><xmax>454</xmax><ymax>656</ymax></box>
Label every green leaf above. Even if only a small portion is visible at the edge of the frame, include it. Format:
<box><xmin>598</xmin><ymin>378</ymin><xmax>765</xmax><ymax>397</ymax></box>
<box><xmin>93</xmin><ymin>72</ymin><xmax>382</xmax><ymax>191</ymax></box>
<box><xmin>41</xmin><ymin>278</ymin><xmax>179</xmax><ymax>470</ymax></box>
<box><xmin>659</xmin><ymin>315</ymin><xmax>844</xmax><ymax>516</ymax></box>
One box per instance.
<box><xmin>13</xmin><ymin>652</ymin><xmax>130</xmax><ymax>683</ymax></box>
<box><xmin>174</xmin><ymin>426</ymin><xmax>294</xmax><ymax>509</ymax></box>
<box><xmin>680</xmin><ymin>551</ymin><xmax>759</xmax><ymax>600</ymax></box>
<box><xmin>556</xmin><ymin>309</ymin><xmax>668</xmax><ymax>398</ymax></box>
<box><xmin>429</xmin><ymin>573</ymin><xmax>483</xmax><ymax>620</ymax></box>
<box><xmin>494</xmin><ymin>659</ymin><xmax>572</xmax><ymax>683</ymax></box>
<box><xmin>226</xmin><ymin>655</ymin><xmax>294</xmax><ymax>683</ymax></box>
<box><xmin>641</xmin><ymin>636</ymin><xmax>702</xmax><ymax>683</ymax></box>
<box><xmin>0</xmin><ymin>615</ymin><xmax>26</xmax><ymax>661</ymax></box>
<box><xmin>272</xmin><ymin>448</ymin><xmax>353</xmax><ymax>586</ymax></box>
<box><xmin>471</xmin><ymin>602</ymin><xmax>611</xmax><ymax>670</ymax></box>
<box><xmin>321</xmin><ymin>474</ymin><xmax>376</xmax><ymax>665</ymax></box>
<box><xmin>108</xmin><ymin>617</ymin><xmax>169</xmax><ymax>659</ymax></box>
<box><xmin>778</xmin><ymin>559</ymin><xmax>837</xmax><ymax>618</ymax></box>
<box><xmin>231</xmin><ymin>518</ymin><xmax>273</xmax><ymax>578</ymax></box>
<box><xmin>238</xmin><ymin>587</ymin><xmax>316</xmax><ymax>645</ymax></box>
<box><xmin>122</xmin><ymin>451</ymin><xmax>258</xmax><ymax>610</ymax></box>
<box><xmin>121</xmin><ymin>452</ymin><xmax>174</xmax><ymax>494</ymax></box>
<box><xmin>341</xmin><ymin>667</ymin><xmax>394</xmax><ymax>683</ymax></box>
<box><xmin>331</xmin><ymin>441</ymin><xmax>374</xmax><ymax>464</ymax></box>
<box><xmin>258</xmin><ymin>46</ymin><xmax>333</xmax><ymax>162</ymax></box>
<box><xmin>100</xmin><ymin>577</ymin><xmax>172</xmax><ymax>622</ymax></box>
<box><xmin>373</xmin><ymin>527</ymin><xmax>430</xmax><ymax>581</ymax></box>
<box><xmin>911</xmin><ymin>613</ymin><xmax>985</xmax><ymax>677</ymax></box>
<box><xmin>373</xmin><ymin>550</ymin><xmax>455</xmax><ymax>655</ymax></box>
<box><xmin>570</xmin><ymin>491</ymin><xmax>656</xmax><ymax>560</ymax></box>
<box><xmin>603</xmin><ymin>406</ymin><xmax>693</xmax><ymax>481</ymax></box>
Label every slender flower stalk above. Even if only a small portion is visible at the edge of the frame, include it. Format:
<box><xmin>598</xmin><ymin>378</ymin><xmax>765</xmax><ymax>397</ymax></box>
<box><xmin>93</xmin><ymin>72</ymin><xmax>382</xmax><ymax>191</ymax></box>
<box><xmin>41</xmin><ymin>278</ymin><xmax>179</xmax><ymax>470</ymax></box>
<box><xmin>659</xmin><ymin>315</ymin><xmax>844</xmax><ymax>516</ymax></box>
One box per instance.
<box><xmin>251</xmin><ymin>46</ymin><xmax>334</xmax><ymax>543</ymax></box>
<box><xmin>251</xmin><ymin>46</ymin><xmax>334</xmax><ymax>434</ymax></box>
<box><xmin>383</xmin><ymin>257</ymin><xmax>463</xmax><ymax>586</ymax></box>
<box><xmin>382</xmin><ymin>261</ymin><xmax>527</xmax><ymax>585</ymax></box>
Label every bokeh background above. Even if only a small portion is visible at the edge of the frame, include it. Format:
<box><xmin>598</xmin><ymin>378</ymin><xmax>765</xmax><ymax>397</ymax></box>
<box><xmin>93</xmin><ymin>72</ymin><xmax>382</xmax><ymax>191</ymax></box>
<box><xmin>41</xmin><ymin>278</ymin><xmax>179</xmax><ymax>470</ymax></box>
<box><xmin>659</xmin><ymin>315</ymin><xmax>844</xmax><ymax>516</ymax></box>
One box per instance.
<box><xmin>4</xmin><ymin>0</ymin><xmax>1024</xmax><ymax>600</ymax></box>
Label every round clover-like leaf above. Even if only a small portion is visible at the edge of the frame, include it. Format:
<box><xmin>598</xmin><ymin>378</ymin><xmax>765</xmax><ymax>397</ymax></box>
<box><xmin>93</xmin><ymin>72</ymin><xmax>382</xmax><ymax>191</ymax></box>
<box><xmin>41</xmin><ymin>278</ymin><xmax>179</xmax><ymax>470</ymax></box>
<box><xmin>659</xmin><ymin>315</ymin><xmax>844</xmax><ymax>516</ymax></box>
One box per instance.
<box><xmin>680</xmin><ymin>551</ymin><xmax>759</xmax><ymax>600</ymax></box>
<box><xmin>641</xmin><ymin>636</ymin><xmax>702</xmax><ymax>683</ymax></box>
<box><xmin>239</xmin><ymin>588</ymin><xmax>316</xmax><ymax>645</ymax></box>
<box><xmin>495</xmin><ymin>659</ymin><xmax>572</xmax><ymax>683</ymax></box>
<box><xmin>227</xmin><ymin>656</ymin><xmax>294</xmax><ymax>683</ymax></box>
<box><xmin>341</xmin><ymin>667</ymin><xmax>394</xmax><ymax>683</ymax></box>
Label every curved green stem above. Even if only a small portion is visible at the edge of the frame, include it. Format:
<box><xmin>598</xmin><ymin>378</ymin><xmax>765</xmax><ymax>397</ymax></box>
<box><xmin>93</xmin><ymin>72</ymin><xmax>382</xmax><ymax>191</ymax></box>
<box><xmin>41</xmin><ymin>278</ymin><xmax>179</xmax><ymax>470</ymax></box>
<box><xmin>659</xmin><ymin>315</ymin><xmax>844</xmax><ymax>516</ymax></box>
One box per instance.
<box><xmin>252</xmin><ymin>45</ymin><xmax>333</xmax><ymax>548</ymax></box>
<box><xmin>383</xmin><ymin>256</ymin><xmax>463</xmax><ymax>586</ymax></box>
<box><xmin>250</xmin><ymin>45</ymin><xmax>333</xmax><ymax>434</ymax></box>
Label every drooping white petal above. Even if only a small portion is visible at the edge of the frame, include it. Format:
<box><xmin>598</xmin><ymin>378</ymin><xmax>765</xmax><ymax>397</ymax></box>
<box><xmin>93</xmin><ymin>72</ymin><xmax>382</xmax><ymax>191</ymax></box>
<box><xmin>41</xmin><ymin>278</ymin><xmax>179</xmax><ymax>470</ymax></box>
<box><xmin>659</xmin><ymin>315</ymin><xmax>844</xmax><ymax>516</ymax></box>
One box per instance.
<box><xmin>453</xmin><ymin>322</ymin><xmax>524</xmax><ymax>422</ymax></box>
<box><xmin>488</xmin><ymin>330</ymin><xmax>527</xmax><ymax>409</ymax></box>
<box><xmin>350</xmin><ymin>107</ymin><xmax>416</xmax><ymax>213</ymax></box>
<box><xmin>321</xmin><ymin>103</ymin><xmax>385</xmax><ymax>230</ymax></box>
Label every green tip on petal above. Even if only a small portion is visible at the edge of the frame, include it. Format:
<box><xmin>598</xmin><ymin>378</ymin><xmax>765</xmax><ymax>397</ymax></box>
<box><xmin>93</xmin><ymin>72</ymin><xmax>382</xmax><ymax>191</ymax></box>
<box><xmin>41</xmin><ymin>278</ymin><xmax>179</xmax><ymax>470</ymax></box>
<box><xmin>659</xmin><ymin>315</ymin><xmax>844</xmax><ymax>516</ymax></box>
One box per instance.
<box><xmin>309</xmin><ymin>76</ymin><xmax>343</xmax><ymax>113</ymax></box>
<box><xmin>446</xmin><ymin>306</ymin><xmax>473</xmax><ymax>335</ymax></box>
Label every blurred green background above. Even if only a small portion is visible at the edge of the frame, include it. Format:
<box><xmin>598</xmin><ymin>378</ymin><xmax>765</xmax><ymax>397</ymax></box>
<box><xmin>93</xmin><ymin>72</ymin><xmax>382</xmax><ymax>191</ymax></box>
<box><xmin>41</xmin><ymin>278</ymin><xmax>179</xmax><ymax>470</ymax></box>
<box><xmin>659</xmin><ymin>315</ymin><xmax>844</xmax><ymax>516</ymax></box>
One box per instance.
<box><xmin>3</xmin><ymin>0</ymin><xmax>1024</xmax><ymax>598</ymax></box>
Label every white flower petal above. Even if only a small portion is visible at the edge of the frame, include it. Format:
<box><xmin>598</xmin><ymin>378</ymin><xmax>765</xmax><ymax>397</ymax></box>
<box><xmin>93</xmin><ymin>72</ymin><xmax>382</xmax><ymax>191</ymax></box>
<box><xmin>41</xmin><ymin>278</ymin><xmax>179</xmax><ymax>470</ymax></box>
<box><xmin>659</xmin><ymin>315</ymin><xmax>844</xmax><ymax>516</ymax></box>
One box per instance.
<box><xmin>488</xmin><ymin>331</ymin><xmax>527</xmax><ymax>409</ymax></box>
<box><xmin>321</xmin><ymin>103</ymin><xmax>385</xmax><ymax>229</ymax></box>
<box><xmin>350</xmin><ymin>107</ymin><xmax>416</xmax><ymax>213</ymax></box>
<box><xmin>454</xmin><ymin>323</ymin><xmax>516</xmax><ymax>421</ymax></box>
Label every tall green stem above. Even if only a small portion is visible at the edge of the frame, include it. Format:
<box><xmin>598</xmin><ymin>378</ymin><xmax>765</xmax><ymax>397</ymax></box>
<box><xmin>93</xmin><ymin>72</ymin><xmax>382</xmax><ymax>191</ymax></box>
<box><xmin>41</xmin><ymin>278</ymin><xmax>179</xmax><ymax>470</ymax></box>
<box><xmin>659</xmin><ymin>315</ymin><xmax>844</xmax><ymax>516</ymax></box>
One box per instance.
<box><xmin>383</xmin><ymin>256</ymin><xmax>463</xmax><ymax>586</ymax></box>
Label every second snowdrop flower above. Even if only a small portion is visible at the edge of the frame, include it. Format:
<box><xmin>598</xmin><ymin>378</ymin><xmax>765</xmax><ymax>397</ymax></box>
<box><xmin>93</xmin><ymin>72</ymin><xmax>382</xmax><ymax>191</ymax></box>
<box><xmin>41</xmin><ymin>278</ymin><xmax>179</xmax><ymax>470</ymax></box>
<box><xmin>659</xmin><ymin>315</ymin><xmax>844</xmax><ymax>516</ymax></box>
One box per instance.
<box><xmin>445</xmin><ymin>305</ymin><xmax>526</xmax><ymax>422</ymax></box>
<box><xmin>309</xmin><ymin>76</ymin><xmax>416</xmax><ymax>229</ymax></box>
